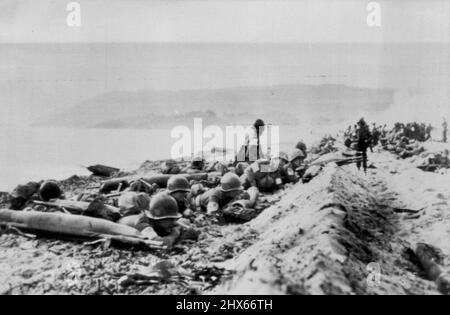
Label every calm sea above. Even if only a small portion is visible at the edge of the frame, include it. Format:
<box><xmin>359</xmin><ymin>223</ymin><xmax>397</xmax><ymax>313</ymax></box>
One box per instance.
<box><xmin>0</xmin><ymin>123</ymin><xmax>341</xmax><ymax>191</ymax></box>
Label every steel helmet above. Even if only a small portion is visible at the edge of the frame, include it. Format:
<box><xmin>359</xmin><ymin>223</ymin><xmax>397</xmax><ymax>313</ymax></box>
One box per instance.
<box><xmin>39</xmin><ymin>181</ymin><xmax>63</xmax><ymax>201</ymax></box>
<box><xmin>254</xmin><ymin>119</ymin><xmax>265</xmax><ymax>128</ymax></box>
<box><xmin>295</xmin><ymin>141</ymin><xmax>307</xmax><ymax>153</ymax></box>
<box><xmin>167</xmin><ymin>175</ymin><xmax>190</xmax><ymax>193</ymax></box>
<box><xmin>191</xmin><ymin>155</ymin><xmax>205</xmax><ymax>168</ymax></box>
<box><xmin>276</xmin><ymin>151</ymin><xmax>289</xmax><ymax>163</ymax></box>
<box><xmin>147</xmin><ymin>192</ymin><xmax>182</xmax><ymax>220</ymax></box>
<box><xmin>289</xmin><ymin>149</ymin><xmax>306</xmax><ymax>163</ymax></box>
<box><xmin>220</xmin><ymin>173</ymin><xmax>243</xmax><ymax>192</ymax></box>
<box><xmin>235</xmin><ymin>162</ymin><xmax>249</xmax><ymax>177</ymax></box>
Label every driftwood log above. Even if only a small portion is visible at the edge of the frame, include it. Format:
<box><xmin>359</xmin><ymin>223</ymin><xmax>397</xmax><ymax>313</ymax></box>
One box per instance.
<box><xmin>100</xmin><ymin>173</ymin><xmax>209</xmax><ymax>193</ymax></box>
<box><xmin>33</xmin><ymin>199</ymin><xmax>121</xmax><ymax>221</ymax></box>
<box><xmin>33</xmin><ymin>199</ymin><xmax>91</xmax><ymax>213</ymax></box>
<box><xmin>0</xmin><ymin>209</ymin><xmax>164</xmax><ymax>249</ymax></box>
<box><xmin>87</xmin><ymin>165</ymin><xmax>120</xmax><ymax>177</ymax></box>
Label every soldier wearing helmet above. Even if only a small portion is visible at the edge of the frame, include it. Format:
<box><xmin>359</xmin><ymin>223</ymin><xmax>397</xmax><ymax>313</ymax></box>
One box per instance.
<box><xmin>356</xmin><ymin>118</ymin><xmax>372</xmax><ymax>173</ymax></box>
<box><xmin>274</xmin><ymin>151</ymin><xmax>296</xmax><ymax>184</ymax></box>
<box><xmin>181</xmin><ymin>155</ymin><xmax>206</xmax><ymax>174</ymax></box>
<box><xmin>191</xmin><ymin>155</ymin><xmax>205</xmax><ymax>170</ymax></box>
<box><xmin>39</xmin><ymin>181</ymin><xmax>63</xmax><ymax>201</ymax></box>
<box><xmin>161</xmin><ymin>159</ymin><xmax>181</xmax><ymax>175</ymax></box>
<box><xmin>118</xmin><ymin>192</ymin><xmax>199</xmax><ymax>248</ymax></box>
<box><xmin>190</xmin><ymin>172</ymin><xmax>244</xmax><ymax>214</ymax></box>
<box><xmin>234</xmin><ymin>162</ymin><xmax>249</xmax><ymax>177</ymax></box>
<box><xmin>443</xmin><ymin>118</ymin><xmax>448</xmax><ymax>143</ymax></box>
<box><xmin>276</xmin><ymin>151</ymin><xmax>289</xmax><ymax>164</ymax></box>
<box><xmin>281</xmin><ymin>148</ymin><xmax>307</xmax><ymax>184</ymax></box>
<box><xmin>289</xmin><ymin>149</ymin><xmax>306</xmax><ymax>167</ymax></box>
<box><xmin>295</xmin><ymin>141</ymin><xmax>308</xmax><ymax>159</ymax></box>
<box><xmin>8</xmin><ymin>181</ymin><xmax>64</xmax><ymax>210</ymax></box>
<box><xmin>166</xmin><ymin>175</ymin><xmax>192</xmax><ymax>215</ymax></box>
<box><xmin>236</xmin><ymin>119</ymin><xmax>266</xmax><ymax>164</ymax></box>
<box><xmin>241</xmin><ymin>157</ymin><xmax>285</xmax><ymax>192</ymax></box>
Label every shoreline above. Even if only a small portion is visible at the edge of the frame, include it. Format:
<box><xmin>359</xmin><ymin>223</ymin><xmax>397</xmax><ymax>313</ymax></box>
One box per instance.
<box><xmin>1</xmin><ymin>125</ymin><xmax>449</xmax><ymax>295</ymax></box>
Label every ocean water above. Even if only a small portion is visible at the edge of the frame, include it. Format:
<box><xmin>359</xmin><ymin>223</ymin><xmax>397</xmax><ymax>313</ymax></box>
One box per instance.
<box><xmin>0</xmin><ymin>123</ymin><xmax>340</xmax><ymax>192</ymax></box>
<box><xmin>0</xmin><ymin>126</ymin><xmax>171</xmax><ymax>191</ymax></box>
<box><xmin>1</xmin><ymin>43</ymin><xmax>449</xmax><ymax>125</ymax></box>
<box><xmin>0</xmin><ymin>43</ymin><xmax>448</xmax><ymax>191</ymax></box>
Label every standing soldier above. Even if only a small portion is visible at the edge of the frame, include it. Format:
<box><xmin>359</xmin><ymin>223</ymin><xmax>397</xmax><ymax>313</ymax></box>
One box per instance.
<box><xmin>443</xmin><ymin>118</ymin><xmax>448</xmax><ymax>143</ymax></box>
<box><xmin>356</xmin><ymin>118</ymin><xmax>371</xmax><ymax>173</ymax></box>
<box><xmin>236</xmin><ymin>119</ymin><xmax>266</xmax><ymax>163</ymax></box>
<box><xmin>425</xmin><ymin>124</ymin><xmax>433</xmax><ymax>141</ymax></box>
<box><xmin>295</xmin><ymin>140</ymin><xmax>308</xmax><ymax>159</ymax></box>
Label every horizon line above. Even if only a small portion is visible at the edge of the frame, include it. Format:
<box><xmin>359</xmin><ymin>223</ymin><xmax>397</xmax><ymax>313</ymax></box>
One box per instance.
<box><xmin>0</xmin><ymin>41</ymin><xmax>448</xmax><ymax>45</ymax></box>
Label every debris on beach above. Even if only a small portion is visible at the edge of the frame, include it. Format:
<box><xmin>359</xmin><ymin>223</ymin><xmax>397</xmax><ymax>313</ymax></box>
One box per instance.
<box><xmin>1</xmin><ymin>121</ymin><xmax>449</xmax><ymax>295</ymax></box>
<box><xmin>86</xmin><ymin>165</ymin><xmax>120</xmax><ymax>178</ymax></box>
<box><xmin>377</xmin><ymin>122</ymin><xmax>450</xmax><ymax>172</ymax></box>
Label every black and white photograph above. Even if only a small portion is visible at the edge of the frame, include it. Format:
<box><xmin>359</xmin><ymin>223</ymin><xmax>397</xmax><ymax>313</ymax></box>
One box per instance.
<box><xmin>0</xmin><ymin>0</ymin><xmax>449</xmax><ymax>297</ymax></box>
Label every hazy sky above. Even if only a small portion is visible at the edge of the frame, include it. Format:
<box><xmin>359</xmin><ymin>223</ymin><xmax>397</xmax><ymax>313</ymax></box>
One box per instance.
<box><xmin>0</xmin><ymin>0</ymin><xmax>449</xmax><ymax>43</ymax></box>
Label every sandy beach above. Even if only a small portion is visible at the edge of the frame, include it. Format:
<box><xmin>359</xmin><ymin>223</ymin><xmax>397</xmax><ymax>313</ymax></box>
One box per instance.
<box><xmin>1</xmin><ymin>131</ymin><xmax>449</xmax><ymax>295</ymax></box>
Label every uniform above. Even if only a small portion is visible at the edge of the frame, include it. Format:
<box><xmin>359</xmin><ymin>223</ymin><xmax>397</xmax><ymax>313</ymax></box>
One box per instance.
<box><xmin>356</xmin><ymin>120</ymin><xmax>372</xmax><ymax>172</ymax></box>
<box><xmin>443</xmin><ymin>120</ymin><xmax>448</xmax><ymax>143</ymax></box>
<box><xmin>280</xmin><ymin>164</ymin><xmax>301</xmax><ymax>184</ymax></box>
<box><xmin>117</xmin><ymin>192</ymin><xmax>199</xmax><ymax>248</ymax></box>
<box><xmin>241</xmin><ymin>160</ymin><xmax>283</xmax><ymax>192</ymax></box>
<box><xmin>190</xmin><ymin>188</ymin><xmax>235</xmax><ymax>212</ymax></box>
<box><xmin>236</xmin><ymin>120</ymin><xmax>265</xmax><ymax>163</ymax></box>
